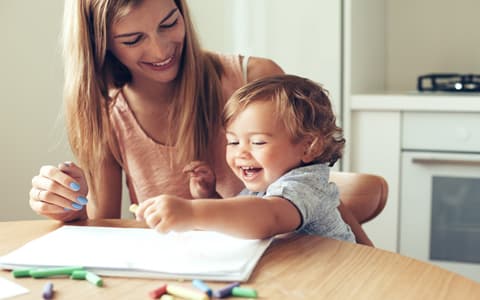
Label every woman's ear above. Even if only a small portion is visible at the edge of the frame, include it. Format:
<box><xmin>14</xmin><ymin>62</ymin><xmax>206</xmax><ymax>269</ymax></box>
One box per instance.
<box><xmin>301</xmin><ymin>136</ymin><xmax>323</xmax><ymax>164</ymax></box>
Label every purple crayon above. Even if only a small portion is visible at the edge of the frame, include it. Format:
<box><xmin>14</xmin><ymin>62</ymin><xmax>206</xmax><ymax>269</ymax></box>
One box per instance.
<box><xmin>212</xmin><ymin>282</ymin><xmax>240</xmax><ymax>298</ymax></box>
<box><xmin>42</xmin><ymin>282</ymin><xmax>54</xmax><ymax>299</ymax></box>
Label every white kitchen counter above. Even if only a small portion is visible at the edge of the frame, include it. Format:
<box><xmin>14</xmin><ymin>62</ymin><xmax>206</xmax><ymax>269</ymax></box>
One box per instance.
<box><xmin>351</xmin><ymin>93</ymin><xmax>480</xmax><ymax>112</ymax></box>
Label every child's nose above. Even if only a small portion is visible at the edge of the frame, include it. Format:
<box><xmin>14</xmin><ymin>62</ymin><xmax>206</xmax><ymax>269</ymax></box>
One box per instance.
<box><xmin>233</xmin><ymin>143</ymin><xmax>248</xmax><ymax>158</ymax></box>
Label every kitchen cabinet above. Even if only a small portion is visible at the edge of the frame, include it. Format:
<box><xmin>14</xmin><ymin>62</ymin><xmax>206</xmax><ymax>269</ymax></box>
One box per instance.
<box><xmin>343</xmin><ymin>0</ymin><xmax>480</xmax><ymax>251</ymax></box>
<box><xmin>349</xmin><ymin>95</ymin><xmax>480</xmax><ymax>252</ymax></box>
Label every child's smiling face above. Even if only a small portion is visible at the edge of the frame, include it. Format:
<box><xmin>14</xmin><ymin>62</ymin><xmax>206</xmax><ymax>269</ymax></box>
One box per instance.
<box><xmin>225</xmin><ymin>101</ymin><xmax>308</xmax><ymax>192</ymax></box>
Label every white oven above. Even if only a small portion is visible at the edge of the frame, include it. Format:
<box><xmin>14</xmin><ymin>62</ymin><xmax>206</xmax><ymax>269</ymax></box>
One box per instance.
<box><xmin>399</xmin><ymin>112</ymin><xmax>480</xmax><ymax>282</ymax></box>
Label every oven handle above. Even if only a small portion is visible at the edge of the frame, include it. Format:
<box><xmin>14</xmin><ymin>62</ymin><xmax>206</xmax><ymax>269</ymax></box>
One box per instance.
<box><xmin>410</xmin><ymin>152</ymin><xmax>480</xmax><ymax>165</ymax></box>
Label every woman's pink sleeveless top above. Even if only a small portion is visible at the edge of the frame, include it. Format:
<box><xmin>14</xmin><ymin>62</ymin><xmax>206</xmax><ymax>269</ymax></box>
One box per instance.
<box><xmin>110</xmin><ymin>54</ymin><xmax>246</xmax><ymax>204</ymax></box>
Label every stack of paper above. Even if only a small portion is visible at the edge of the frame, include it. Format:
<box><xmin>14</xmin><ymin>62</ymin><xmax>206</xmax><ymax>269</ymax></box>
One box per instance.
<box><xmin>0</xmin><ymin>226</ymin><xmax>273</xmax><ymax>282</ymax></box>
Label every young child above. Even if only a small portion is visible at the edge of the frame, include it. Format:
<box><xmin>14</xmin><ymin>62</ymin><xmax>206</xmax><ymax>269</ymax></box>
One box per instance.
<box><xmin>136</xmin><ymin>74</ymin><xmax>354</xmax><ymax>242</ymax></box>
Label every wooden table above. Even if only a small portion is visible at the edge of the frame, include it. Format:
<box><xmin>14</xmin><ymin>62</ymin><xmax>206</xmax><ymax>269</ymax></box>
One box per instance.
<box><xmin>1</xmin><ymin>220</ymin><xmax>479</xmax><ymax>299</ymax></box>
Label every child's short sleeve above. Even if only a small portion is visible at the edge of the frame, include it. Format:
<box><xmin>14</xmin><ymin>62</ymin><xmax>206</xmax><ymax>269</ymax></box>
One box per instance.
<box><xmin>265</xmin><ymin>164</ymin><xmax>355</xmax><ymax>242</ymax></box>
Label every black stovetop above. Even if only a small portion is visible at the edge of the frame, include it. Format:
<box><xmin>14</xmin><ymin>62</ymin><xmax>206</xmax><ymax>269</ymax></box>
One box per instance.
<box><xmin>417</xmin><ymin>73</ymin><xmax>480</xmax><ymax>92</ymax></box>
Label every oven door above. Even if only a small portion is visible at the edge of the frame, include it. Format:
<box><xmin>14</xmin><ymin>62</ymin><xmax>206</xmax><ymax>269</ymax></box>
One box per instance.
<box><xmin>400</xmin><ymin>151</ymin><xmax>480</xmax><ymax>282</ymax></box>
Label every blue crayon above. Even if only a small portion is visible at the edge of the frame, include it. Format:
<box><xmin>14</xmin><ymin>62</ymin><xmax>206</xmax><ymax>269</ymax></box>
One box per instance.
<box><xmin>212</xmin><ymin>282</ymin><xmax>240</xmax><ymax>298</ymax></box>
<box><xmin>192</xmin><ymin>279</ymin><xmax>212</xmax><ymax>296</ymax></box>
<box><xmin>42</xmin><ymin>282</ymin><xmax>54</xmax><ymax>299</ymax></box>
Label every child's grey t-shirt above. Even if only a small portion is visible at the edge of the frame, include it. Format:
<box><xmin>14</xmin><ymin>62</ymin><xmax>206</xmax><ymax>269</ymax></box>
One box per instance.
<box><xmin>238</xmin><ymin>163</ymin><xmax>355</xmax><ymax>243</ymax></box>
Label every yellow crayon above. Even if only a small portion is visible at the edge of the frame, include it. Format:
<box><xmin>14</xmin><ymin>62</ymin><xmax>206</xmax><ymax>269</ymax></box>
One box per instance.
<box><xmin>129</xmin><ymin>204</ymin><xmax>138</xmax><ymax>214</ymax></box>
<box><xmin>166</xmin><ymin>284</ymin><xmax>208</xmax><ymax>300</ymax></box>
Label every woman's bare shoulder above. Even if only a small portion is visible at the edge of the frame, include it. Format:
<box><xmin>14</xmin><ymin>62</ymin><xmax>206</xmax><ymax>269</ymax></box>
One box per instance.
<box><xmin>245</xmin><ymin>56</ymin><xmax>284</xmax><ymax>82</ymax></box>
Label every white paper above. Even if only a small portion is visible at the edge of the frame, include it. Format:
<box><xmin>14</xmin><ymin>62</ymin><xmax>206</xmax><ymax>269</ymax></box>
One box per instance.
<box><xmin>0</xmin><ymin>226</ymin><xmax>273</xmax><ymax>282</ymax></box>
<box><xmin>0</xmin><ymin>277</ymin><xmax>29</xmax><ymax>299</ymax></box>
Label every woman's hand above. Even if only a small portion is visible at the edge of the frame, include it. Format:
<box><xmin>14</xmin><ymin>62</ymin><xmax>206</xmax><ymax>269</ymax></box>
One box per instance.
<box><xmin>183</xmin><ymin>161</ymin><xmax>218</xmax><ymax>199</ymax></box>
<box><xmin>29</xmin><ymin>161</ymin><xmax>89</xmax><ymax>222</ymax></box>
<box><xmin>136</xmin><ymin>195</ymin><xmax>194</xmax><ymax>233</ymax></box>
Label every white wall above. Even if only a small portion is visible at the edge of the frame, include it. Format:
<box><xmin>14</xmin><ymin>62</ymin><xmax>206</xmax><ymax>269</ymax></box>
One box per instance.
<box><xmin>0</xmin><ymin>1</ymin><xmax>71</xmax><ymax>221</ymax></box>
<box><xmin>188</xmin><ymin>0</ymin><xmax>343</xmax><ymax>117</ymax></box>
<box><xmin>386</xmin><ymin>0</ymin><xmax>480</xmax><ymax>91</ymax></box>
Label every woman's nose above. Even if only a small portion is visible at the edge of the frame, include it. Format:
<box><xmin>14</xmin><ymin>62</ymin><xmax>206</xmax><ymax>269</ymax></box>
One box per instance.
<box><xmin>148</xmin><ymin>36</ymin><xmax>170</xmax><ymax>59</ymax></box>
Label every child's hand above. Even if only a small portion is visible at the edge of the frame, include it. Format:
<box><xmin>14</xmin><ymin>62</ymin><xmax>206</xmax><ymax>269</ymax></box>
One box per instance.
<box><xmin>183</xmin><ymin>161</ymin><xmax>217</xmax><ymax>199</ymax></box>
<box><xmin>136</xmin><ymin>195</ymin><xmax>195</xmax><ymax>233</ymax></box>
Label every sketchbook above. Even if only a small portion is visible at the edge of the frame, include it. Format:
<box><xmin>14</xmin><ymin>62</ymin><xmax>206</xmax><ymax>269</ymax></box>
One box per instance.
<box><xmin>0</xmin><ymin>225</ymin><xmax>273</xmax><ymax>282</ymax></box>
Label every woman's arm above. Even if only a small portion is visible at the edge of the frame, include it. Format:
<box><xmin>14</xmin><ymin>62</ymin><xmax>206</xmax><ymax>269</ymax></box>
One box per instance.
<box><xmin>86</xmin><ymin>148</ymin><xmax>123</xmax><ymax>219</ymax></box>
<box><xmin>337</xmin><ymin>202</ymin><xmax>374</xmax><ymax>246</ymax></box>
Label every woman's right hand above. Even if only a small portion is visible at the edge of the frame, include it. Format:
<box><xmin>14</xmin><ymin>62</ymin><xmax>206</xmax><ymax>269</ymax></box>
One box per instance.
<box><xmin>29</xmin><ymin>161</ymin><xmax>89</xmax><ymax>221</ymax></box>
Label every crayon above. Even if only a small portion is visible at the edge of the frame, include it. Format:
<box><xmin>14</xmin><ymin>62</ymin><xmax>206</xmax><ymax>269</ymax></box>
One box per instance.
<box><xmin>12</xmin><ymin>268</ymin><xmax>34</xmax><ymax>278</ymax></box>
<box><xmin>159</xmin><ymin>295</ymin><xmax>175</xmax><ymax>300</ymax></box>
<box><xmin>212</xmin><ymin>282</ymin><xmax>240</xmax><ymax>298</ymax></box>
<box><xmin>167</xmin><ymin>284</ymin><xmax>209</xmax><ymax>300</ymax></box>
<box><xmin>70</xmin><ymin>270</ymin><xmax>103</xmax><ymax>286</ymax></box>
<box><xmin>232</xmin><ymin>287</ymin><xmax>258</xmax><ymax>298</ymax></box>
<box><xmin>70</xmin><ymin>270</ymin><xmax>87</xmax><ymax>280</ymax></box>
<box><xmin>42</xmin><ymin>282</ymin><xmax>54</xmax><ymax>299</ymax></box>
<box><xmin>192</xmin><ymin>279</ymin><xmax>212</xmax><ymax>296</ymax></box>
<box><xmin>149</xmin><ymin>284</ymin><xmax>167</xmax><ymax>299</ymax></box>
<box><xmin>129</xmin><ymin>204</ymin><xmax>138</xmax><ymax>214</ymax></box>
<box><xmin>30</xmin><ymin>266</ymin><xmax>85</xmax><ymax>278</ymax></box>
<box><xmin>86</xmin><ymin>271</ymin><xmax>103</xmax><ymax>287</ymax></box>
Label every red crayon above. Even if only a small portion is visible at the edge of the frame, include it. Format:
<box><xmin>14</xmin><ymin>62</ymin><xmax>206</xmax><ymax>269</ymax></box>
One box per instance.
<box><xmin>149</xmin><ymin>284</ymin><xmax>167</xmax><ymax>299</ymax></box>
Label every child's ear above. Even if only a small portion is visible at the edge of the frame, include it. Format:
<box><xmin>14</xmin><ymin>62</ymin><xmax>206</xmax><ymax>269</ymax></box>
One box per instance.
<box><xmin>301</xmin><ymin>137</ymin><xmax>323</xmax><ymax>164</ymax></box>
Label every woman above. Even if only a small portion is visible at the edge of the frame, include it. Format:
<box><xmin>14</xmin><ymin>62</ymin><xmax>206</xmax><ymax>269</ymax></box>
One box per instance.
<box><xmin>29</xmin><ymin>0</ymin><xmax>281</xmax><ymax>221</ymax></box>
<box><xmin>28</xmin><ymin>0</ymin><xmax>369</xmax><ymax>245</ymax></box>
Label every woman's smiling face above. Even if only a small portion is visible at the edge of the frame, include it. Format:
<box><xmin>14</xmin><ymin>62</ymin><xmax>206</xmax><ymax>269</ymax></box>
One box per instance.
<box><xmin>108</xmin><ymin>0</ymin><xmax>185</xmax><ymax>85</ymax></box>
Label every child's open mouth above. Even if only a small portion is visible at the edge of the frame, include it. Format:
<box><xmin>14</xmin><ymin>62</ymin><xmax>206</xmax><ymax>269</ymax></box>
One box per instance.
<box><xmin>241</xmin><ymin>166</ymin><xmax>262</xmax><ymax>178</ymax></box>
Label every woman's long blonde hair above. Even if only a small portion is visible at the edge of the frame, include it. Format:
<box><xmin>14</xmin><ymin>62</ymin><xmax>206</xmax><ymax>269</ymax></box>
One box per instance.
<box><xmin>62</xmin><ymin>0</ymin><xmax>224</xmax><ymax>198</ymax></box>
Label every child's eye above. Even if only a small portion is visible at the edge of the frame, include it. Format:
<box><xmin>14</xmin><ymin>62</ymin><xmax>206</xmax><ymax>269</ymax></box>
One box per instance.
<box><xmin>227</xmin><ymin>141</ymin><xmax>239</xmax><ymax>146</ymax></box>
<box><xmin>122</xmin><ymin>35</ymin><xmax>142</xmax><ymax>46</ymax></box>
<box><xmin>252</xmin><ymin>141</ymin><xmax>266</xmax><ymax>145</ymax></box>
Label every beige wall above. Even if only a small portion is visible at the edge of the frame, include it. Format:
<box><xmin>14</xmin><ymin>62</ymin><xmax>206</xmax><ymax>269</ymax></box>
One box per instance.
<box><xmin>1</xmin><ymin>1</ymin><xmax>71</xmax><ymax>221</ymax></box>
<box><xmin>386</xmin><ymin>0</ymin><xmax>480</xmax><ymax>91</ymax></box>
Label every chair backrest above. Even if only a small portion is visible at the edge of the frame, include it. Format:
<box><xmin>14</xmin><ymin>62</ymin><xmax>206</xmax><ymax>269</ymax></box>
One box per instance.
<box><xmin>330</xmin><ymin>171</ymin><xmax>388</xmax><ymax>224</ymax></box>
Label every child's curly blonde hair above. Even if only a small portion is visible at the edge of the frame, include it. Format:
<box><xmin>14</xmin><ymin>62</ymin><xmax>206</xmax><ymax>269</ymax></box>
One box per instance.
<box><xmin>223</xmin><ymin>74</ymin><xmax>345</xmax><ymax>166</ymax></box>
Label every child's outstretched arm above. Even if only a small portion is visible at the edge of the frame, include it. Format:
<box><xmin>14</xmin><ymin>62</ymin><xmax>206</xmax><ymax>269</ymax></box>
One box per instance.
<box><xmin>192</xmin><ymin>196</ymin><xmax>301</xmax><ymax>239</ymax></box>
<box><xmin>136</xmin><ymin>195</ymin><xmax>301</xmax><ymax>239</ymax></box>
<box><xmin>183</xmin><ymin>161</ymin><xmax>221</xmax><ymax>199</ymax></box>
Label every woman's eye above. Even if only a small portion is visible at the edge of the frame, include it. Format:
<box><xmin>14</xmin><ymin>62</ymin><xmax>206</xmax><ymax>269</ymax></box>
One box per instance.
<box><xmin>160</xmin><ymin>18</ymin><xmax>178</xmax><ymax>29</ymax></box>
<box><xmin>122</xmin><ymin>35</ymin><xmax>142</xmax><ymax>46</ymax></box>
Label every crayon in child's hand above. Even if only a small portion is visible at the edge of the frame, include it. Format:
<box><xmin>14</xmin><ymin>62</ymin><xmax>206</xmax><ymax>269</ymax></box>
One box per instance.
<box><xmin>129</xmin><ymin>204</ymin><xmax>138</xmax><ymax>214</ymax></box>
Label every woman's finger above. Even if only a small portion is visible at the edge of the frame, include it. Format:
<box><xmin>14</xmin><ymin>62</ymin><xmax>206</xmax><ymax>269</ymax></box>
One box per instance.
<box><xmin>39</xmin><ymin>165</ymin><xmax>82</xmax><ymax>193</ymax></box>
<box><xmin>31</xmin><ymin>175</ymin><xmax>87</xmax><ymax>209</ymax></box>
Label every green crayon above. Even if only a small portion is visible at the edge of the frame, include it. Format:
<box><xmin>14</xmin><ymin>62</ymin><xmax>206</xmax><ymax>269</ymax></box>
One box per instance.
<box><xmin>29</xmin><ymin>266</ymin><xmax>84</xmax><ymax>278</ymax></box>
<box><xmin>232</xmin><ymin>287</ymin><xmax>258</xmax><ymax>298</ymax></box>
<box><xmin>85</xmin><ymin>271</ymin><xmax>103</xmax><ymax>287</ymax></box>
<box><xmin>12</xmin><ymin>268</ymin><xmax>35</xmax><ymax>278</ymax></box>
<box><xmin>71</xmin><ymin>270</ymin><xmax>103</xmax><ymax>287</ymax></box>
